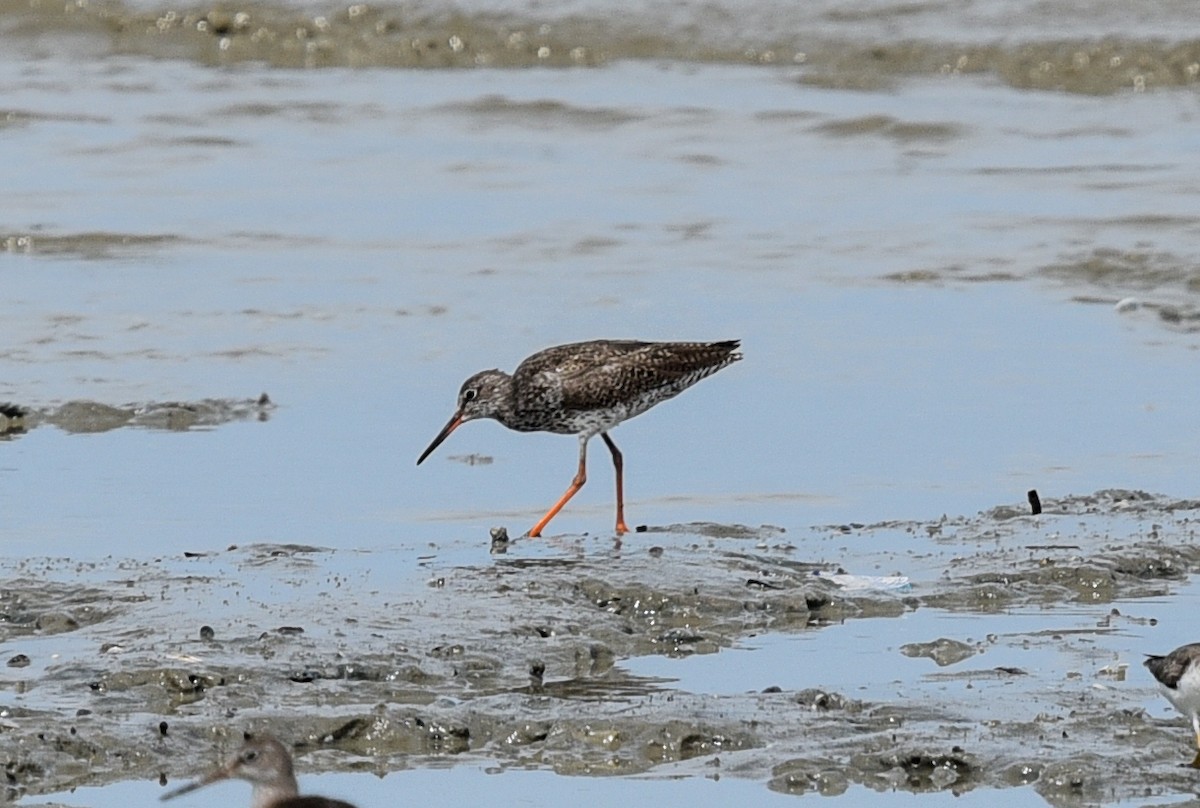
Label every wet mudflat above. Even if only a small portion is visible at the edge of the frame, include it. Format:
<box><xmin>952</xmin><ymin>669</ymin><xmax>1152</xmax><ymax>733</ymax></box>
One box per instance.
<box><xmin>5</xmin><ymin>0</ymin><xmax>1200</xmax><ymax>806</ymax></box>
<box><xmin>3</xmin><ymin>490</ymin><xmax>1200</xmax><ymax>807</ymax></box>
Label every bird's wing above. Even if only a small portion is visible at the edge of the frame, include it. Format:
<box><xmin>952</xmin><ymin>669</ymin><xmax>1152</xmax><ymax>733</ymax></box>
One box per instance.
<box><xmin>1145</xmin><ymin>644</ymin><xmax>1200</xmax><ymax>689</ymax></box>
<box><xmin>511</xmin><ymin>341</ymin><xmax>648</xmax><ymax>408</ymax></box>
<box><xmin>511</xmin><ymin>339</ymin><xmax>740</xmax><ymax>413</ymax></box>
<box><xmin>560</xmin><ymin>341</ymin><xmax>739</xmax><ymax>411</ymax></box>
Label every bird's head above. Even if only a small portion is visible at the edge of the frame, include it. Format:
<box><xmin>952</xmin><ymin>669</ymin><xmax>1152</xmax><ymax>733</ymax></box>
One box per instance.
<box><xmin>416</xmin><ymin>369</ymin><xmax>510</xmax><ymax>465</ymax></box>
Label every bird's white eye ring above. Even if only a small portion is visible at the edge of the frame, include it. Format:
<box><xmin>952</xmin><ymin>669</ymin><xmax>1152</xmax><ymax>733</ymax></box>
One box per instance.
<box><xmin>463</xmin><ymin>389</ymin><xmax>477</xmax><ymax>403</ymax></box>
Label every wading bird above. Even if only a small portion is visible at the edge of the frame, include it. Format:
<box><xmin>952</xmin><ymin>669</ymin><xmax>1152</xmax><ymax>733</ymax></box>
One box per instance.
<box><xmin>417</xmin><ymin>339</ymin><xmax>742</xmax><ymax>537</ymax></box>
<box><xmin>160</xmin><ymin>735</ymin><xmax>356</xmax><ymax>808</ymax></box>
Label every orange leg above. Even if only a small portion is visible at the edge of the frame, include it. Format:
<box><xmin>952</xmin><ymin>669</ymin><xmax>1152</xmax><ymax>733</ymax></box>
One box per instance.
<box><xmin>601</xmin><ymin>432</ymin><xmax>629</xmax><ymax>535</ymax></box>
<box><xmin>528</xmin><ymin>436</ymin><xmax>589</xmax><ymax>538</ymax></box>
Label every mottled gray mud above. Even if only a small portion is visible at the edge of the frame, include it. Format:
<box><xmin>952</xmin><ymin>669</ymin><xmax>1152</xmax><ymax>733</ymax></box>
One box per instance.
<box><xmin>0</xmin><ymin>396</ymin><xmax>273</xmax><ymax>437</ymax></box>
<box><xmin>3</xmin><ymin>490</ymin><xmax>1200</xmax><ymax>805</ymax></box>
<box><xmin>887</xmin><ymin>245</ymin><xmax>1200</xmax><ymax>336</ymax></box>
<box><xmin>4</xmin><ymin>0</ymin><xmax>1200</xmax><ymax>94</ymax></box>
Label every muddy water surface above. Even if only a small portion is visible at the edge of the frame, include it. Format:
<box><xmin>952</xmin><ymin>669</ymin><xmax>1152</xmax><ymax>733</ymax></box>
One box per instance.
<box><xmin>4</xmin><ymin>493</ymin><xmax>1200</xmax><ymax>807</ymax></box>
<box><xmin>4</xmin><ymin>1</ymin><xmax>1200</xmax><ymax>806</ymax></box>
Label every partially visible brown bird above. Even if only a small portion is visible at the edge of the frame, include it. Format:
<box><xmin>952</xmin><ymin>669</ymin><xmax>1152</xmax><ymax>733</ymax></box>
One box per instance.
<box><xmin>417</xmin><ymin>339</ymin><xmax>742</xmax><ymax>537</ymax></box>
<box><xmin>159</xmin><ymin>735</ymin><xmax>356</xmax><ymax>808</ymax></box>
<box><xmin>1145</xmin><ymin>643</ymin><xmax>1200</xmax><ymax>768</ymax></box>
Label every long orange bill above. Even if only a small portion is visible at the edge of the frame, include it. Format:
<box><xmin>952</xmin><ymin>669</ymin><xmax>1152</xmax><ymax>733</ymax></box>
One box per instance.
<box><xmin>417</xmin><ymin>412</ymin><xmax>464</xmax><ymax>465</ymax></box>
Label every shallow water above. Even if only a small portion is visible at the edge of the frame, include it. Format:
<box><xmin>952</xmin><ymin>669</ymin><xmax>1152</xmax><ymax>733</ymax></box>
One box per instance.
<box><xmin>627</xmin><ymin>577</ymin><xmax>1200</xmax><ymax>708</ymax></box>
<box><xmin>4</xmin><ymin>3</ymin><xmax>1200</xmax><ymax>807</ymax></box>
<box><xmin>30</xmin><ymin>766</ymin><xmax>1056</xmax><ymax>808</ymax></box>
<box><xmin>4</xmin><ymin>59</ymin><xmax>1200</xmax><ymax>555</ymax></box>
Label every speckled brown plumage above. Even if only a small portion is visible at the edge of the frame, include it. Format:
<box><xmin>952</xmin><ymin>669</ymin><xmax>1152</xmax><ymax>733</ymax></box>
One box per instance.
<box><xmin>417</xmin><ymin>339</ymin><xmax>742</xmax><ymax>537</ymax></box>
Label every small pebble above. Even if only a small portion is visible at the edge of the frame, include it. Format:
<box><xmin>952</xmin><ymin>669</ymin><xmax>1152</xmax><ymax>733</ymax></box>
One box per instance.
<box><xmin>489</xmin><ymin>526</ymin><xmax>510</xmax><ymax>553</ymax></box>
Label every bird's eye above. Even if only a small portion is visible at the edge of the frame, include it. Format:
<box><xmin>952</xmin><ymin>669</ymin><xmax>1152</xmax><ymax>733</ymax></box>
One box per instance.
<box><xmin>463</xmin><ymin>389</ymin><xmax>477</xmax><ymax>403</ymax></box>
<box><xmin>242</xmin><ymin>750</ymin><xmax>258</xmax><ymax>763</ymax></box>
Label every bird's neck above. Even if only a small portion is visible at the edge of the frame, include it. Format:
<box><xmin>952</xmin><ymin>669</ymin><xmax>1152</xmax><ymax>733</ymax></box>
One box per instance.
<box><xmin>250</xmin><ymin>778</ymin><xmax>300</xmax><ymax>808</ymax></box>
<box><xmin>486</xmin><ymin>374</ymin><xmax>523</xmax><ymax>429</ymax></box>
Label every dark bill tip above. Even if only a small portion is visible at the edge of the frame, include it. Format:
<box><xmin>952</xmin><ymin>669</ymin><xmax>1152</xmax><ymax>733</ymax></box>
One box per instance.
<box><xmin>416</xmin><ymin>412</ymin><xmax>464</xmax><ymax>465</ymax></box>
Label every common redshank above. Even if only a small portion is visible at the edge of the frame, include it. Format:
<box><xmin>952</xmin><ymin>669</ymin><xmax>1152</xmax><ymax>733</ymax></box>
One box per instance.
<box><xmin>159</xmin><ymin>735</ymin><xmax>356</xmax><ymax>808</ymax></box>
<box><xmin>1145</xmin><ymin>643</ymin><xmax>1200</xmax><ymax>767</ymax></box>
<box><xmin>416</xmin><ymin>339</ymin><xmax>742</xmax><ymax>537</ymax></box>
